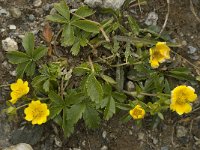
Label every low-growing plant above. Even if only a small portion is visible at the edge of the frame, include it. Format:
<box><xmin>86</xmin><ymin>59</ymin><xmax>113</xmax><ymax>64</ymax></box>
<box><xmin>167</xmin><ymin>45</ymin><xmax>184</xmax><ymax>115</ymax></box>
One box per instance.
<box><xmin>2</xmin><ymin>0</ymin><xmax>199</xmax><ymax>139</ymax></box>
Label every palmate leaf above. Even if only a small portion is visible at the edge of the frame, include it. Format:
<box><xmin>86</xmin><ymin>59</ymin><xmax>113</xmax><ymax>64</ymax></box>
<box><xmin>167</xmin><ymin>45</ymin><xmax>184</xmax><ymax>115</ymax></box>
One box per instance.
<box><xmin>32</xmin><ymin>75</ymin><xmax>48</xmax><ymax>87</ymax></box>
<box><xmin>127</xmin><ymin>15</ymin><xmax>140</xmax><ymax>35</ymax></box>
<box><xmin>71</xmin><ymin>6</ymin><xmax>95</xmax><ymax>21</ymax></box>
<box><xmin>49</xmin><ymin>104</ymin><xmax>63</xmax><ymax>119</ymax></box>
<box><xmin>83</xmin><ymin>106</ymin><xmax>100</xmax><ymax>129</ymax></box>
<box><xmin>48</xmin><ymin>91</ymin><xmax>64</xmax><ymax>105</ymax></box>
<box><xmin>16</xmin><ymin>62</ymin><xmax>31</xmax><ymax>78</ymax></box>
<box><xmin>6</xmin><ymin>51</ymin><xmax>30</xmax><ymax>64</ymax></box>
<box><xmin>54</xmin><ymin>0</ymin><xmax>70</xmax><ymax>21</ymax></box>
<box><xmin>86</xmin><ymin>74</ymin><xmax>103</xmax><ymax>103</ymax></box>
<box><xmin>71</xmin><ymin>20</ymin><xmax>99</xmax><ymax>33</ymax></box>
<box><xmin>70</xmin><ymin>41</ymin><xmax>81</xmax><ymax>56</ymax></box>
<box><xmin>25</xmin><ymin>61</ymin><xmax>36</xmax><ymax>77</ymax></box>
<box><xmin>22</xmin><ymin>32</ymin><xmax>34</xmax><ymax>57</ymax></box>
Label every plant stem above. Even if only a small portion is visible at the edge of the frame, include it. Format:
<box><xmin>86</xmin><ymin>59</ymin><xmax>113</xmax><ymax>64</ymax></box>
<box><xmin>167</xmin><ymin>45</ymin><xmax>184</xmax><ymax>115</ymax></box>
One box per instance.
<box><xmin>88</xmin><ymin>56</ymin><xmax>95</xmax><ymax>73</ymax></box>
<box><xmin>16</xmin><ymin>104</ymin><xmax>28</xmax><ymax>110</ymax></box>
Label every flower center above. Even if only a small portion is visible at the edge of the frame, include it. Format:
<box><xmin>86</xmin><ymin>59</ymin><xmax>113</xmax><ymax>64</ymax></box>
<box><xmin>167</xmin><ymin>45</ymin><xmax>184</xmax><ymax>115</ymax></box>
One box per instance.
<box><xmin>176</xmin><ymin>91</ymin><xmax>188</xmax><ymax>104</ymax></box>
<box><xmin>152</xmin><ymin>51</ymin><xmax>164</xmax><ymax>60</ymax></box>
<box><xmin>132</xmin><ymin>109</ymin><xmax>142</xmax><ymax>117</ymax></box>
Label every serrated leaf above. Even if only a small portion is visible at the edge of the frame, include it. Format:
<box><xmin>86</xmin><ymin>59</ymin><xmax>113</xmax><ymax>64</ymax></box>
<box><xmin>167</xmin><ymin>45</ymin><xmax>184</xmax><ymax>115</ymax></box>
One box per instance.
<box><xmin>70</xmin><ymin>41</ymin><xmax>80</xmax><ymax>55</ymax></box>
<box><xmin>25</xmin><ymin>61</ymin><xmax>36</xmax><ymax>76</ymax></box>
<box><xmin>65</xmin><ymin>92</ymin><xmax>86</xmax><ymax>106</ymax></box>
<box><xmin>112</xmin><ymin>92</ymin><xmax>127</xmax><ymax>103</ymax></box>
<box><xmin>54</xmin><ymin>1</ymin><xmax>70</xmax><ymax>21</ymax></box>
<box><xmin>32</xmin><ymin>46</ymin><xmax>47</xmax><ymax>61</ymax></box>
<box><xmin>43</xmin><ymin>79</ymin><xmax>50</xmax><ymax>92</ymax></box>
<box><xmin>7</xmin><ymin>51</ymin><xmax>30</xmax><ymax>64</ymax></box>
<box><xmin>104</xmin><ymin>96</ymin><xmax>115</xmax><ymax>120</ymax></box>
<box><xmin>32</xmin><ymin>75</ymin><xmax>48</xmax><ymax>87</ymax></box>
<box><xmin>86</xmin><ymin>74</ymin><xmax>103</xmax><ymax>103</ymax></box>
<box><xmin>72</xmin><ymin>20</ymin><xmax>99</xmax><ymax>33</ymax></box>
<box><xmin>83</xmin><ymin>106</ymin><xmax>100</xmax><ymax>129</ymax></box>
<box><xmin>46</xmin><ymin>14</ymin><xmax>67</xmax><ymax>23</ymax></box>
<box><xmin>127</xmin><ymin>15</ymin><xmax>140</xmax><ymax>35</ymax></box>
<box><xmin>71</xmin><ymin>6</ymin><xmax>95</xmax><ymax>21</ymax></box>
<box><xmin>101</xmin><ymin>75</ymin><xmax>116</xmax><ymax>84</ymax></box>
<box><xmin>115</xmin><ymin>102</ymin><xmax>131</xmax><ymax>110</ymax></box>
<box><xmin>16</xmin><ymin>62</ymin><xmax>30</xmax><ymax>78</ymax></box>
<box><xmin>49</xmin><ymin>105</ymin><xmax>63</xmax><ymax>119</ymax></box>
<box><xmin>48</xmin><ymin>91</ymin><xmax>64</xmax><ymax>105</ymax></box>
<box><xmin>67</xmin><ymin>103</ymin><xmax>86</xmax><ymax>124</ymax></box>
<box><xmin>61</xmin><ymin>24</ymin><xmax>75</xmax><ymax>46</ymax></box>
<box><xmin>22</xmin><ymin>32</ymin><xmax>34</xmax><ymax>57</ymax></box>
<box><xmin>62</xmin><ymin>108</ymin><xmax>74</xmax><ymax>138</ymax></box>
<box><xmin>112</xmin><ymin>39</ymin><xmax>120</xmax><ymax>53</ymax></box>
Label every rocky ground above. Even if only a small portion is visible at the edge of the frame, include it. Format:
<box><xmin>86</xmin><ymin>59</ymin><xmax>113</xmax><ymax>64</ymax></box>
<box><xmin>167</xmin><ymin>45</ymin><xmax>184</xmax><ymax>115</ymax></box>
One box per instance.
<box><xmin>1</xmin><ymin>0</ymin><xmax>200</xmax><ymax>150</ymax></box>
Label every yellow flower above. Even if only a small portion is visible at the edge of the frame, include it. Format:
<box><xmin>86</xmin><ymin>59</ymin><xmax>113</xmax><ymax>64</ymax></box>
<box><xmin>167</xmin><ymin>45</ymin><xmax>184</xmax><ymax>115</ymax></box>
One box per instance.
<box><xmin>149</xmin><ymin>42</ymin><xmax>170</xmax><ymax>68</ymax></box>
<box><xmin>9</xmin><ymin>79</ymin><xmax>29</xmax><ymax>104</ymax></box>
<box><xmin>24</xmin><ymin>100</ymin><xmax>50</xmax><ymax>125</ymax></box>
<box><xmin>170</xmin><ymin>85</ymin><xmax>197</xmax><ymax>115</ymax></box>
<box><xmin>129</xmin><ymin>105</ymin><xmax>145</xmax><ymax>119</ymax></box>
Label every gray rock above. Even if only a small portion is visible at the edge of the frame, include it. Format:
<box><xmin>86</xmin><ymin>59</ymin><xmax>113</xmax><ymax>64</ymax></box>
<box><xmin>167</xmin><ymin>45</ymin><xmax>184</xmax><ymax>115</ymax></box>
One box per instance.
<box><xmin>188</xmin><ymin>46</ymin><xmax>197</xmax><ymax>54</ymax></box>
<box><xmin>9</xmin><ymin>70</ymin><xmax>17</xmax><ymax>76</ymax></box>
<box><xmin>2</xmin><ymin>37</ymin><xmax>18</xmax><ymax>52</ymax></box>
<box><xmin>28</xmin><ymin>14</ymin><xmax>35</xmax><ymax>21</ymax></box>
<box><xmin>3</xmin><ymin>143</ymin><xmax>33</xmax><ymax>150</ymax></box>
<box><xmin>103</xmin><ymin>0</ymin><xmax>126</xmax><ymax>9</ymax></box>
<box><xmin>10</xmin><ymin>7</ymin><xmax>22</xmax><ymax>18</ymax></box>
<box><xmin>161</xmin><ymin>146</ymin><xmax>169</xmax><ymax>150</ymax></box>
<box><xmin>43</xmin><ymin>3</ymin><xmax>51</xmax><ymax>11</ymax></box>
<box><xmin>145</xmin><ymin>12</ymin><xmax>158</xmax><ymax>26</ymax></box>
<box><xmin>0</xmin><ymin>6</ymin><xmax>10</xmax><ymax>17</ymax></box>
<box><xmin>9</xmin><ymin>25</ymin><xmax>17</xmax><ymax>30</ymax></box>
<box><xmin>84</xmin><ymin>0</ymin><xmax>125</xmax><ymax>9</ymax></box>
<box><xmin>138</xmin><ymin>132</ymin><xmax>145</xmax><ymax>141</ymax></box>
<box><xmin>152</xmin><ymin>137</ymin><xmax>158</xmax><ymax>145</ymax></box>
<box><xmin>54</xmin><ymin>136</ymin><xmax>62</xmax><ymax>147</ymax></box>
<box><xmin>176</xmin><ymin>126</ymin><xmax>188</xmax><ymax>138</ymax></box>
<box><xmin>189</xmin><ymin>55</ymin><xmax>199</xmax><ymax>60</ymax></box>
<box><xmin>100</xmin><ymin>145</ymin><xmax>108</xmax><ymax>150</ymax></box>
<box><xmin>33</xmin><ymin>0</ymin><xmax>42</xmax><ymax>7</ymax></box>
<box><xmin>84</xmin><ymin>0</ymin><xmax>102</xmax><ymax>7</ymax></box>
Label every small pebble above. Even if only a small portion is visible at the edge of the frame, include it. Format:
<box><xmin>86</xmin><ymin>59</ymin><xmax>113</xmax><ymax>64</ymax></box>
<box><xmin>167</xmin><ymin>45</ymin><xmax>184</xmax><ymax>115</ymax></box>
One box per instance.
<box><xmin>54</xmin><ymin>136</ymin><xmax>62</xmax><ymax>147</ymax></box>
<box><xmin>33</xmin><ymin>0</ymin><xmax>42</xmax><ymax>7</ymax></box>
<box><xmin>128</xmin><ymin>130</ymin><xmax>133</xmax><ymax>135</ymax></box>
<box><xmin>10</xmin><ymin>7</ymin><xmax>22</xmax><ymax>18</ymax></box>
<box><xmin>176</xmin><ymin>126</ymin><xmax>188</xmax><ymax>138</ymax></box>
<box><xmin>145</xmin><ymin>12</ymin><xmax>158</xmax><ymax>26</ymax></box>
<box><xmin>3</xmin><ymin>143</ymin><xmax>33</xmax><ymax>150</ymax></box>
<box><xmin>0</xmin><ymin>6</ymin><xmax>10</xmax><ymax>17</ymax></box>
<box><xmin>102</xmin><ymin>131</ymin><xmax>107</xmax><ymax>139</ymax></box>
<box><xmin>28</xmin><ymin>14</ymin><xmax>35</xmax><ymax>21</ymax></box>
<box><xmin>161</xmin><ymin>146</ymin><xmax>169</xmax><ymax>150</ymax></box>
<box><xmin>100</xmin><ymin>145</ymin><xmax>108</xmax><ymax>150</ymax></box>
<box><xmin>9</xmin><ymin>25</ymin><xmax>17</xmax><ymax>30</ymax></box>
<box><xmin>2</xmin><ymin>37</ymin><xmax>18</xmax><ymax>52</ymax></box>
<box><xmin>138</xmin><ymin>132</ymin><xmax>145</xmax><ymax>141</ymax></box>
<box><xmin>153</xmin><ymin>137</ymin><xmax>158</xmax><ymax>145</ymax></box>
<box><xmin>126</xmin><ymin>81</ymin><xmax>135</xmax><ymax>92</ymax></box>
<box><xmin>188</xmin><ymin>46</ymin><xmax>197</xmax><ymax>54</ymax></box>
<box><xmin>9</xmin><ymin>70</ymin><xmax>17</xmax><ymax>76</ymax></box>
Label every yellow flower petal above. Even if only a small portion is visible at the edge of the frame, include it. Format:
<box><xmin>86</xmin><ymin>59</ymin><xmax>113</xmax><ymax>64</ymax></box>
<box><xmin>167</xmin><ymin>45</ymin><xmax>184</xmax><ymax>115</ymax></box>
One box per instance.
<box><xmin>170</xmin><ymin>102</ymin><xmax>192</xmax><ymax>115</ymax></box>
<box><xmin>129</xmin><ymin>105</ymin><xmax>145</xmax><ymax>120</ymax></box>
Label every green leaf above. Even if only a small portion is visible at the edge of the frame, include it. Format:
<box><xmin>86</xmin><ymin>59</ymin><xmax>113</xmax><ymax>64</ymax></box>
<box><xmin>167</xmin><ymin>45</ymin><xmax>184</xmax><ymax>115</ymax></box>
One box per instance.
<box><xmin>112</xmin><ymin>92</ymin><xmax>127</xmax><ymax>103</ymax></box>
<box><xmin>116</xmin><ymin>63</ymin><xmax>124</xmax><ymax>91</ymax></box>
<box><xmin>72</xmin><ymin>20</ymin><xmax>99</xmax><ymax>33</ymax></box>
<box><xmin>54</xmin><ymin>1</ymin><xmax>70</xmax><ymax>21</ymax></box>
<box><xmin>46</xmin><ymin>14</ymin><xmax>67</xmax><ymax>23</ymax></box>
<box><xmin>83</xmin><ymin>106</ymin><xmax>100</xmax><ymax>129</ymax></box>
<box><xmin>49</xmin><ymin>105</ymin><xmax>63</xmax><ymax>119</ymax></box>
<box><xmin>43</xmin><ymin>79</ymin><xmax>50</xmax><ymax>92</ymax></box>
<box><xmin>32</xmin><ymin>75</ymin><xmax>48</xmax><ymax>87</ymax></box>
<box><xmin>157</xmin><ymin>112</ymin><xmax>164</xmax><ymax>120</ymax></box>
<box><xmin>62</xmin><ymin>108</ymin><xmax>74</xmax><ymax>138</ymax></box>
<box><xmin>22</xmin><ymin>33</ymin><xmax>34</xmax><ymax>57</ymax></box>
<box><xmin>48</xmin><ymin>91</ymin><xmax>64</xmax><ymax>105</ymax></box>
<box><xmin>86</xmin><ymin>74</ymin><xmax>103</xmax><ymax>103</ymax></box>
<box><xmin>32</xmin><ymin>46</ymin><xmax>47</xmax><ymax>61</ymax></box>
<box><xmin>115</xmin><ymin>102</ymin><xmax>131</xmax><ymax>110</ymax></box>
<box><xmin>16</xmin><ymin>62</ymin><xmax>30</xmax><ymax>78</ymax></box>
<box><xmin>101</xmin><ymin>75</ymin><xmax>116</xmax><ymax>84</ymax></box>
<box><xmin>61</xmin><ymin>24</ymin><xmax>75</xmax><ymax>46</ymax></box>
<box><xmin>70</xmin><ymin>41</ymin><xmax>80</xmax><ymax>55</ymax></box>
<box><xmin>67</xmin><ymin>103</ymin><xmax>86</xmax><ymax>124</ymax></box>
<box><xmin>25</xmin><ymin>61</ymin><xmax>36</xmax><ymax>76</ymax></box>
<box><xmin>7</xmin><ymin>51</ymin><xmax>30</xmax><ymax>64</ymax></box>
<box><xmin>127</xmin><ymin>15</ymin><xmax>140</xmax><ymax>35</ymax></box>
<box><xmin>71</xmin><ymin>6</ymin><xmax>95</xmax><ymax>21</ymax></box>
<box><xmin>65</xmin><ymin>92</ymin><xmax>86</xmax><ymax>106</ymax></box>
<box><xmin>104</xmin><ymin>96</ymin><xmax>115</xmax><ymax>120</ymax></box>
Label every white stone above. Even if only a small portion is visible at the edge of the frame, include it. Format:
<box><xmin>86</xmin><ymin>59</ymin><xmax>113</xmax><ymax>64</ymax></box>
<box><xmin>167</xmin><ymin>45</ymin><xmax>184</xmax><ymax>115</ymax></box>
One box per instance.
<box><xmin>33</xmin><ymin>0</ymin><xmax>42</xmax><ymax>7</ymax></box>
<box><xmin>10</xmin><ymin>7</ymin><xmax>22</xmax><ymax>18</ymax></box>
<box><xmin>9</xmin><ymin>25</ymin><xmax>17</xmax><ymax>30</ymax></box>
<box><xmin>102</xmin><ymin>131</ymin><xmax>107</xmax><ymax>139</ymax></box>
<box><xmin>84</xmin><ymin>0</ymin><xmax>125</xmax><ymax>9</ymax></box>
<box><xmin>3</xmin><ymin>143</ymin><xmax>33</xmax><ymax>150</ymax></box>
<box><xmin>100</xmin><ymin>145</ymin><xmax>108</xmax><ymax>150</ymax></box>
<box><xmin>145</xmin><ymin>12</ymin><xmax>158</xmax><ymax>26</ymax></box>
<box><xmin>2</xmin><ymin>37</ymin><xmax>18</xmax><ymax>52</ymax></box>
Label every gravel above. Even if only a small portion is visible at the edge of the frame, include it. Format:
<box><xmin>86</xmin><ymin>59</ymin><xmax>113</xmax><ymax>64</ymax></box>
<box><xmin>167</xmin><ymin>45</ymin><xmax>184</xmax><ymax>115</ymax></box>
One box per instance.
<box><xmin>2</xmin><ymin>37</ymin><xmax>18</xmax><ymax>52</ymax></box>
